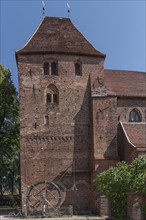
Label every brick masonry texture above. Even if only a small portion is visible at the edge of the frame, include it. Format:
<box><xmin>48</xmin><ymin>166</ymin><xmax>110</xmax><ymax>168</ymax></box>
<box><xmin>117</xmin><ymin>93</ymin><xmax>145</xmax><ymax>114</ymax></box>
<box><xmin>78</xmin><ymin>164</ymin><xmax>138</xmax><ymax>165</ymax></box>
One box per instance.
<box><xmin>18</xmin><ymin>53</ymin><xmax>104</xmax><ymax>213</ymax></box>
<box><xmin>16</xmin><ymin>16</ymin><xmax>146</xmax><ymax>219</ymax></box>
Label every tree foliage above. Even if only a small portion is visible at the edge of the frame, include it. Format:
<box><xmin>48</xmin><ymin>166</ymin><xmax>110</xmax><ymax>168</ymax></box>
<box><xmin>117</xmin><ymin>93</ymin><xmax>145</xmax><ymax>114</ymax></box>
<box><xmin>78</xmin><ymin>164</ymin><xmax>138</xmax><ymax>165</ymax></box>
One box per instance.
<box><xmin>0</xmin><ymin>64</ymin><xmax>20</xmax><ymax>205</ymax></box>
<box><xmin>0</xmin><ymin>65</ymin><xmax>8</xmax><ymax>84</ymax></box>
<box><xmin>94</xmin><ymin>157</ymin><xmax>146</xmax><ymax>220</ymax></box>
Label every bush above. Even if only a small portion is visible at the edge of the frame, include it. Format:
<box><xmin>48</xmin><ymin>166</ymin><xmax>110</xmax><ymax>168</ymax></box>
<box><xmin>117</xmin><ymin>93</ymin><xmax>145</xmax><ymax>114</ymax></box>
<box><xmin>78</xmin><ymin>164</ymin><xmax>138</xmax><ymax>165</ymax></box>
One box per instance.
<box><xmin>93</xmin><ymin>157</ymin><xmax>146</xmax><ymax>219</ymax></box>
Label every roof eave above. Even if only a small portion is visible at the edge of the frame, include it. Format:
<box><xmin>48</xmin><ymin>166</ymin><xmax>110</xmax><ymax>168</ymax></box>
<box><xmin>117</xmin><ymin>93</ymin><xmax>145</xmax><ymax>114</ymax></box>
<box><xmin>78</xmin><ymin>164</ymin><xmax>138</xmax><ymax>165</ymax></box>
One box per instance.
<box><xmin>91</xmin><ymin>93</ymin><xmax>146</xmax><ymax>98</ymax></box>
<box><xmin>15</xmin><ymin>50</ymin><xmax>106</xmax><ymax>58</ymax></box>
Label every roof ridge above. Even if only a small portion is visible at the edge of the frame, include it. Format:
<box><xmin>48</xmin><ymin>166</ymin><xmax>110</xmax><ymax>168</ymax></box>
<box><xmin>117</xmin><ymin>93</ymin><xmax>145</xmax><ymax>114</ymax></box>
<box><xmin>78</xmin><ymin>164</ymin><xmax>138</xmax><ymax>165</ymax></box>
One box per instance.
<box><xmin>105</xmin><ymin>69</ymin><xmax>146</xmax><ymax>74</ymax></box>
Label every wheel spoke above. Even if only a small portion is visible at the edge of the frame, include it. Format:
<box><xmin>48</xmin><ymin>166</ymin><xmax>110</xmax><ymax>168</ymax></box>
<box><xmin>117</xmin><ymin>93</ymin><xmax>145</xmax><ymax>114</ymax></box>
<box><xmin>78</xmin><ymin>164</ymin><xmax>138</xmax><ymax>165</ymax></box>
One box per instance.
<box><xmin>27</xmin><ymin>181</ymin><xmax>61</xmax><ymax>213</ymax></box>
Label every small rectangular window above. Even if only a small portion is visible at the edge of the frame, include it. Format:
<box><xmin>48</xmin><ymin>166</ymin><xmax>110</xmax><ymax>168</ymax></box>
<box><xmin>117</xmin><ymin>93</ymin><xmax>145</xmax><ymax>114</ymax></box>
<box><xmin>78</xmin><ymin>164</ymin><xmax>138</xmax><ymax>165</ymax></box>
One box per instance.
<box><xmin>75</xmin><ymin>63</ymin><xmax>81</xmax><ymax>76</ymax></box>
<box><xmin>44</xmin><ymin>116</ymin><xmax>49</xmax><ymax>125</ymax></box>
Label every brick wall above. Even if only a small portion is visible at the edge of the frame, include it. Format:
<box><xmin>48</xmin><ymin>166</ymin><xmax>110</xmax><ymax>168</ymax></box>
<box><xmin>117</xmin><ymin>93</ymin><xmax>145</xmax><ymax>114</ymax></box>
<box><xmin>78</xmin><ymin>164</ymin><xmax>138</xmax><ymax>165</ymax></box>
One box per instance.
<box><xmin>117</xmin><ymin>98</ymin><xmax>146</xmax><ymax>123</ymax></box>
<box><xmin>127</xmin><ymin>193</ymin><xmax>146</xmax><ymax>220</ymax></box>
<box><xmin>92</xmin><ymin>97</ymin><xmax>118</xmax><ymax>158</ymax></box>
<box><xmin>18</xmin><ymin>53</ymin><xmax>104</xmax><ymax>213</ymax></box>
<box><xmin>18</xmin><ymin>51</ymin><xmax>146</xmax><ymax>217</ymax></box>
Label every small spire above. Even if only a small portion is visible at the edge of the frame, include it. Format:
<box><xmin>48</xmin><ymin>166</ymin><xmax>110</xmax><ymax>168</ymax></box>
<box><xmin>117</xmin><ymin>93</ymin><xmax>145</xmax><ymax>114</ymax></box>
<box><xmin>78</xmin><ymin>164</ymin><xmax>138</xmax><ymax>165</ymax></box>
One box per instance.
<box><xmin>67</xmin><ymin>0</ymin><xmax>70</xmax><ymax>18</ymax></box>
<box><xmin>42</xmin><ymin>0</ymin><xmax>45</xmax><ymax>17</ymax></box>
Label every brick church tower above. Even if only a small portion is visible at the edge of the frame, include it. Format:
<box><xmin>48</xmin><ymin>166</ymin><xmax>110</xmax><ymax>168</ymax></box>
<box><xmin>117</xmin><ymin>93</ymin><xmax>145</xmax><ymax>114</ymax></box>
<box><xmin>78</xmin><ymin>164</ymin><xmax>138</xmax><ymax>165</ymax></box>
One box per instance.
<box><xmin>16</xmin><ymin>17</ymin><xmax>108</xmax><ymax>216</ymax></box>
<box><xmin>16</xmin><ymin>16</ymin><xmax>146</xmax><ymax>218</ymax></box>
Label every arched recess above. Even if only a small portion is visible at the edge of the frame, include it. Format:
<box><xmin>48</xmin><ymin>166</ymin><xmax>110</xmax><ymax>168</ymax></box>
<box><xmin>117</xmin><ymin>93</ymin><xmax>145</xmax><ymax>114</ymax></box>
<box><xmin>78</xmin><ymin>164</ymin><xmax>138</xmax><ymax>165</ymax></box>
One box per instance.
<box><xmin>129</xmin><ymin>108</ymin><xmax>142</xmax><ymax>122</ymax></box>
<box><xmin>45</xmin><ymin>84</ymin><xmax>59</xmax><ymax>104</ymax></box>
<box><xmin>72</xmin><ymin>180</ymin><xmax>91</xmax><ymax>213</ymax></box>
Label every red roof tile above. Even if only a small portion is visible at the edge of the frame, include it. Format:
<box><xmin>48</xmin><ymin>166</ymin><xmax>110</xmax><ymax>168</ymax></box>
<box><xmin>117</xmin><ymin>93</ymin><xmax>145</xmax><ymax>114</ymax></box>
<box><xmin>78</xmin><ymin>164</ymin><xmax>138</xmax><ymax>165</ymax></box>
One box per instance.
<box><xmin>122</xmin><ymin>123</ymin><xmax>146</xmax><ymax>149</ymax></box>
<box><xmin>16</xmin><ymin>17</ymin><xmax>105</xmax><ymax>57</ymax></box>
<box><xmin>104</xmin><ymin>70</ymin><xmax>146</xmax><ymax>97</ymax></box>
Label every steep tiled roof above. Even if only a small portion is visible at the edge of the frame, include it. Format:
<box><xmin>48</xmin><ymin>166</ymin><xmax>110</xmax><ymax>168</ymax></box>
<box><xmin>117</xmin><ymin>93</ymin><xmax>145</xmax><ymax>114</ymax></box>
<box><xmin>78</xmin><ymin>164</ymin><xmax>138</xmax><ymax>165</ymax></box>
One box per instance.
<box><xmin>16</xmin><ymin>17</ymin><xmax>105</xmax><ymax>57</ymax></box>
<box><xmin>104</xmin><ymin>70</ymin><xmax>146</xmax><ymax>97</ymax></box>
<box><xmin>122</xmin><ymin>123</ymin><xmax>146</xmax><ymax>149</ymax></box>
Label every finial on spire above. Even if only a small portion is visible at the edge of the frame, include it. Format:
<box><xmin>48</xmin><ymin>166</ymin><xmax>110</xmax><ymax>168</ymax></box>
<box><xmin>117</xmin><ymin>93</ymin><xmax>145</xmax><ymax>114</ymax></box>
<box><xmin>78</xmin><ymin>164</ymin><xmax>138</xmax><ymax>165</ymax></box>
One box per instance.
<box><xmin>67</xmin><ymin>0</ymin><xmax>70</xmax><ymax>18</ymax></box>
<box><xmin>42</xmin><ymin>0</ymin><xmax>45</xmax><ymax>17</ymax></box>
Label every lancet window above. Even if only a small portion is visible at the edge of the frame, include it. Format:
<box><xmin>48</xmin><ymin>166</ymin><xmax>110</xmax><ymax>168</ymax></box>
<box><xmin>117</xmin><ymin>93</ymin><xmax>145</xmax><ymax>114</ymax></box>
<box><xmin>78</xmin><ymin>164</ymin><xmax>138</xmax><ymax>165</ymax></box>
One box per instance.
<box><xmin>46</xmin><ymin>84</ymin><xmax>59</xmax><ymax>105</ymax></box>
<box><xmin>43</xmin><ymin>60</ymin><xmax>58</xmax><ymax>76</ymax></box>
<box><xmin>75</xmin><ymin>62</ymin><xmax>82</xmax><ymax>76</ymax></box>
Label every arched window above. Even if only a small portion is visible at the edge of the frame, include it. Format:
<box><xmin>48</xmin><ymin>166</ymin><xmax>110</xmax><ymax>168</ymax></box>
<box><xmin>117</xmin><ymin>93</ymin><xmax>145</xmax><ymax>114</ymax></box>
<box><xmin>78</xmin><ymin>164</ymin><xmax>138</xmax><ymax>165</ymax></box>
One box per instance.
<box><xmin>75</xmin><ymin>63</ymin><xmax>82</xmax><ymax>76</ymax></box>
<box><xmin>43</xmin><ymin>60</ymin><xmax>58</xmax><ymax>75</ymax></box>
<box><xmin>46</xmin><ymin>84</ymin><xmax>59</xmax><ymax>104</ymax></box>
<box><xmin>43</xmin><ymin>62</ymin><xmax>49</xmax><ymax>75</ymax></box>
<box><xmin>46</xmin><ymin>94</ymin><xmax>51</xmax><ymax>103</ymax></box>
<box><xmin>51</xmin><ymin>62</ymin><xmax>57</xmax><ymax>75</ymax></box>
<box><xmin>53</xmin><ymin>94</ymin><xmax>58</xmax><ymax>103</ymax></box>
<box><xmin>129</xmin><ymin>109</ymin><xmax>142</xmax><ymax>122</ymax></box>
<box><xmin>44</xmin><ymin>115</ymin><xmax>49</xmax><ymax>125</ymax></box>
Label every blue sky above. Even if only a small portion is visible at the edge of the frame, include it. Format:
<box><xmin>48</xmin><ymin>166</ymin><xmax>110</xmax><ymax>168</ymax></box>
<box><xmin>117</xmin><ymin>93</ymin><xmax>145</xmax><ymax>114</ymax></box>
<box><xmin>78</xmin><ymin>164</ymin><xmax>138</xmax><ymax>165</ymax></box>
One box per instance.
<box><xmin>0</xmin><ymin>0</ymin><xmax>145</xmax><ymax>89</ymax></box>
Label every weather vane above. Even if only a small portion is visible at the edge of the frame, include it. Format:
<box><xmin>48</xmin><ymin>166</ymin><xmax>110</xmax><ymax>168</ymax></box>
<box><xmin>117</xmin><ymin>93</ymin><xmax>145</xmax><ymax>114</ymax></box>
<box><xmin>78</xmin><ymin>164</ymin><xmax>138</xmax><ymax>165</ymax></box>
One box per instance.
<box><xmin>42</xmin><ymin>0</ymin><xmax>45</xmax><ymax>17</ymax></box>
<box><xmin>67</xmin><ymin>0</ymin><xmax>70</xmax><ymax>18</ymax></box>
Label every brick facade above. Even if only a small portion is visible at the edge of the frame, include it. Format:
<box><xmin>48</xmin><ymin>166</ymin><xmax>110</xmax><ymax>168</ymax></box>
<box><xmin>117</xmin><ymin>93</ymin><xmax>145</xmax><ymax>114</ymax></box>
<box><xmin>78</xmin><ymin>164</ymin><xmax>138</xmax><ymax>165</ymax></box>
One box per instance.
<box><xmin>16</xmin><ymin>16</ymin><xmax>146</xmax><ymax>218</ymax></box>
<box><xmin>17</xmin><ymin>52</ymin><xmax>105</xmax><ymax>214</ymax></box>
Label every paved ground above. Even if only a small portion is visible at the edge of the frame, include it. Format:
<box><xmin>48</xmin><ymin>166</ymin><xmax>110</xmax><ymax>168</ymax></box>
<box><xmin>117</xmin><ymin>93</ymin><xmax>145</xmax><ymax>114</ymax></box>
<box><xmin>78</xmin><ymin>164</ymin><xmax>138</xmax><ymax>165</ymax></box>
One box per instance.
<box><xmin>0</xmin><ymin>215</ymin><xmax>107</xmax><ymax>220</ymax></box>
<box><xmin>0</xmin><ymin>209</ymin><xmax>107</xmax><ymax>220</ymax></box>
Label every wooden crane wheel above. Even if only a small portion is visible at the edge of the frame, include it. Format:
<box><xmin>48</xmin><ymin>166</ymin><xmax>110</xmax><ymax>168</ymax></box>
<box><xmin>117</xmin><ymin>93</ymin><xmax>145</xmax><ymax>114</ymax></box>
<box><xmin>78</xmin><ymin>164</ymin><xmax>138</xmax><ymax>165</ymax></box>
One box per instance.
<box><xmin>27</xmin><ymin>181</ymin><xmax>62</xmax><ymax>213</ymax></box>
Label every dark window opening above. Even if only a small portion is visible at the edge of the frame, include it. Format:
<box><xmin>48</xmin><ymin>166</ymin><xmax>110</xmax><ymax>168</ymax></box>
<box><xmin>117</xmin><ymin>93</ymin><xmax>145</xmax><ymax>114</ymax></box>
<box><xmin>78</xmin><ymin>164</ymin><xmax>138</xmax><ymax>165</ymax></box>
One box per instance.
<box><xmin>46</xmin><ymin>93</ymin><xmax>58</xmax><ymax>104</ymax></box>
<box><xmin>46</xmin><ymin>84</ymin><xmax>59</xmax><ymax>105</ymax></box>
<box><xmin>51</xmin><ymin>62</ymin><xmax>57</xmax><ymax>75</ymax></box>
<box><xmin>44</xmin><ymin>62</ymin><xmax>49</xmax><ymax>75</ymax></box>
<box><xmin>46</xmin><ymin>94</ymin><xmax>51</xmax><ymax>103</ymax></box>
<box><xmin>44</xmin><ymin>116</ymin><xmax>49</xmax><ymax>125</ymax></box>
<box><xmin>129</xmin><ymin>109</ymin><xmax>142</xmax><ymax>122</ymax></box>
<box><xmin>53</xmin><ymin>94</ymin><xmax>58</xmax><ymax>103</ymax></box>
<box><xmin>75</xmin><ymin>63</ymin><xmax>81</xmax><ymax>76</ymax></box>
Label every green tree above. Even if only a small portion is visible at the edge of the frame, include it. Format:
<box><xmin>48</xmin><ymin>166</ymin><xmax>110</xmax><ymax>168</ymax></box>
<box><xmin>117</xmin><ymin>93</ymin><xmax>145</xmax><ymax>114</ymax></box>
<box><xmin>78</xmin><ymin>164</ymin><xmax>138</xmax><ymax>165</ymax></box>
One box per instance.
<box><xmin>0</xmin><ymin>64</ymin><xmax>19</xmax><ymax>205</ymax></box>
<box><xmin>130</xmin><ymin>157</ymin><xmax>146</xmax><ymax>193</ymax></box>
<box><xmin>0</xmin><ymin>65</ymin><xmax>8</xmax><ymax>84</ymax></box>
<box><xmin>94</xmin><ymin>157</ymin><xmax>146</xmax><ymax>220</ymax></box>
